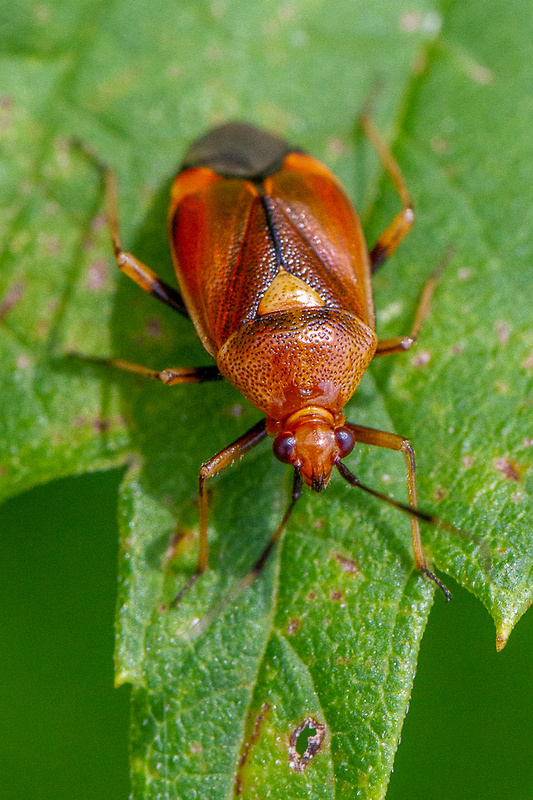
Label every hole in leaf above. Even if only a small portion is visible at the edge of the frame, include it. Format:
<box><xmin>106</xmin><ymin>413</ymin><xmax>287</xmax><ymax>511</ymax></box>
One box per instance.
<box><xmin>296</xmin><ymin>724</ymin><xmax>316</xmax><ymax>756</ymax></box>
<box><xmin>288</xmin><ymin>717</ymin><xmax>326</xmax><ymax>772</ymax></box>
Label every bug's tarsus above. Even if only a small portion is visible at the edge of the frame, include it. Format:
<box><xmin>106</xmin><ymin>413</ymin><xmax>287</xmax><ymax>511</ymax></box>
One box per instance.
<box><xmin>421</xmin><ymin>567</ymin><xmax>451</xmax><ymax>601</ymax></box>
<box><xmin>358</xmin><ymin>113</ymin><xmax>414</xmax><ymax>274</ymax></box>
<box><xmin>171</xmin><ymin>571</ymin><xmax>201</xmax><ymax>608</ymax></box>
<box><xmin>373</xmin><ymin>246</ymin><xmax>455</xmax><ymax>358</ymax></box>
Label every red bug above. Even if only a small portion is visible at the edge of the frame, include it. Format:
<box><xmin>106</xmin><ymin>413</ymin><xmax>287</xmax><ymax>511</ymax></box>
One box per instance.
<box><xmin>99</xmin><ymin>118</ymin><xmax>449</xmax><ymax>599</ymax></box>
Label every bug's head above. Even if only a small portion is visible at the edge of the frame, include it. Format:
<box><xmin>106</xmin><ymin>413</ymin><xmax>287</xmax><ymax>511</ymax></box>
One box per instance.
<box><xmin>273</xmin><ymin>418</ymin><xmax>355</xmax><ymax>492</ymax></box>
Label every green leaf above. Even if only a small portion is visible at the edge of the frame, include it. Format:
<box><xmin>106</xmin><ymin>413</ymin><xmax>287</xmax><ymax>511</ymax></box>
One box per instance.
<box><xmin>1</xmin><ymin>1</ymin><xmax>531</xmax><ymax>798</ymax></box>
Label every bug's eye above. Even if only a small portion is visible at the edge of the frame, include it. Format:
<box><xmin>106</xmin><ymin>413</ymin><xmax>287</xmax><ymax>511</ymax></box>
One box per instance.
<box><xmin>335</xmin><ymin>427</ymin><xmax>355</xmax><ymax>458</ymax></box>
<box><xmin>273</xmin><ymin>432</ymin><xmax>296</xmax><ymax>464</ymax></box>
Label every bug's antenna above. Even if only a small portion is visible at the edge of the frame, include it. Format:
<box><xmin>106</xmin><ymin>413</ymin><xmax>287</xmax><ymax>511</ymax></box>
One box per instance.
<box><xmin>335</xmin><ymin>459</ymin><xmax>452</xmax><ymax>599</ymax></box>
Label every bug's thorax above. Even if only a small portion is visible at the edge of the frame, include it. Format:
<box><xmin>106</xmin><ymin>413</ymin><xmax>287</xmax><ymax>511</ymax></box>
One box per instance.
<box><xmin>269</xmin><ymin>407</ymin><xmax>354</xmax><ymax>492</ymax></box>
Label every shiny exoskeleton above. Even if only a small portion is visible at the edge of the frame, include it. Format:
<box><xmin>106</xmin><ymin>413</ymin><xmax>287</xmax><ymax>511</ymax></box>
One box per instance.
<box><xmin>99</xmin><ymin>120</ymin><xmax>450</xmax><ymax>599</ymax></box>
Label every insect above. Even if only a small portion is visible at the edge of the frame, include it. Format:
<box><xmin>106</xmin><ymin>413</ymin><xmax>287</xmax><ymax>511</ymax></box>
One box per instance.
<box><xmin>98</xmin><ymin>118</ymin><xmax>450</xmax><ymax>600</ymax></box>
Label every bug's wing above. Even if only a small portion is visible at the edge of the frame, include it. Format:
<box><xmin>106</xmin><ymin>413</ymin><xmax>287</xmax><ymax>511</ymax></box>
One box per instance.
<box><xmin>267</xmin><ymin>153</ymin><xmax>375</xmax><ymax>330</ymax></box>
<box><xmin>170</xmin><ymin>174</ymin><xmax>278</xmax><ymax>354</ymax></box>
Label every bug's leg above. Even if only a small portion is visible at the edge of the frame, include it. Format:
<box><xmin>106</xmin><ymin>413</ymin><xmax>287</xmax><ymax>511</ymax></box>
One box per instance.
<box><xmin>172</xmin><ymin>419</ymin><xmax>268</xmax><ymax>606</ymax></box>
<box><xmin>73</xmin><ymin>136</ymin><xmax>187</xmax><ymax>316</ymax></box>
<box><xmin>182</xmin><ymin>469</ymin><xmax>303</xmax><ymax>636</ymax></box>
<box><xmin>360</xmin><ymin>114</ymin><xmax>413</xmax><ymax>273</ymax></box>
<box><xmin>103</xmin><ymin>167</ymin><xmax>189</xmax><ymax>317</ymax></box>
<box><xmin>342</xmin><ymin>423</ymin><xmax>449</xmax><ymax>597</ymax></box>
<box><xmin>73</xmin><ymin>354</ymin><xmax>223</xmax><ymax>384</ymax></box>
<box><xmin>374</xmin><ymin>254</ymin><xmax>449</xmax><ymax>357</ymax></box>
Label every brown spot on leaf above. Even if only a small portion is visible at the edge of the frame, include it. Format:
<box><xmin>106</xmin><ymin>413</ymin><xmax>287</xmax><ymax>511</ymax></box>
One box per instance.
<box><xmin>331</xmin><ymin>551</ymin><xmax>359</xmax><ymax>574</ymax></box>
<box><xmin>86</xmin><ymin>259</ymin><xmax>108</xmax><ymax>291</ymax></box>
<box><xmin>494</xmin><ymin>381</ymin><xmax>509</xmax><ymax>395</ymax></box>
<box><xmin>0</xmin><ymin>95</ymin><xmax>13</xmax><ymax>132</ymax></box>
<box><xmin>91</xmin><ymin>213</ymin><xmax>107</xmax><ymax>231</ymax></box>
<box><xmin>46</xmin><ymin>236</ymin><xmax>60</xmax><ymax>255</ymax></box>
<box><xmin>326</xmin><ymin>137</ymin><xmax>346</xmax><ymax>159</ymax></box>
<box><xmin>234</xmin><ymin>704</ymin><xmax>270</xmax><ymax>796</ymax></box>
<box><xmin>287</xmin><ymin>618</ymin><xmax>301</xmax><ymax>635</ymax></box>
<box><xmin>288</xmin><ymin>717</ymin><xmax>326</xmax><ymax>772</ymax></box>
<box><xmin>400</xmin><ymin>11</ymin><xmax>422</xmax><ymax>31</ymax></box>
<box><xmin>523</xmin><ymin>349</ymin><xmax>533</xmax><ymax>370</ymax></box>
<box><xmin>330</xmin><ymin>590</ymin><xmax>343</xmax><ymax>602</ymax></box>
<box><xmin>412</xmin><ymin>350</ymin><xmax>431</xmax><ymax>367</ymax></box>
<box><xmin>464</xmin><ymin>59</ymin><xmax>493</xmax><ymax>85</ymax></box>
<box><xmin>431</xmin><ymin>136</ymin><xmax>448</xmax><ymax>154</ymax></box>
<box><xmin>494</xmin><ymin>458</ymin><xmax>524</xmax><ymax>482</ymax></box>
<box><xmin>93</xmin><ymin>418</ymin><xmax>110</xmax><ymax>433</ymax></box>
<box><xmin>145</xmin><ymin>317</ymin><xmax>162</xmax><ymax>338</ymax></box>
<box><xmin>495</xmin><ymin>321</ymin><xmax>510</xmax><ymax>346</ymax></box>
<box><xmin>0</xmin><ymin>281</ymin><xmax>25</xmax><ymax>320</ymax></box>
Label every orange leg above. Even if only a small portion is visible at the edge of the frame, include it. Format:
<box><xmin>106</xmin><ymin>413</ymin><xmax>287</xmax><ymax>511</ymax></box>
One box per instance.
<box><xmin>374</xmin><ymin>261</ymin><xmax>445</xmax><ymax>357</ymax></box>
<box><xmin>360</xmin><ymin>114</ymin><xmax>413</xmax><ymax>273</ymax></box>
<box><xmin>75</xmin><ymin>354</ymin><xmax>222</xmax><ymax>385</ymax></box>
<box><xmin>103</xmin><ymin>168</ymin><xmax>188</xmax><ymax>316</ymax></box>
<box><xmin>172</xmin><ymin>419</ymin><xmax>268</xmax><ymax>606</ymax></box>
<box><xmin>342</xmin><ymin>423</ymin><xmax>449</xmax><ymax>598</ymax></box>
<box><xmin>75</xmin><ymin>138</ymin><xmax>188</xmax><ymax>317</ymax></box>
<box><xmin>180</xmin><ymin>468</ymin><xmax>303</xmax><ymax>635</ymax></box>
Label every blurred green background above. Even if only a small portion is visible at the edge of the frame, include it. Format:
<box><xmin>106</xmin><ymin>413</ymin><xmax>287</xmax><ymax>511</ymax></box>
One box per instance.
<box><xmin>1</xmin><ymin>469</ymin><xmax>533</xmax><ymax>799</ymax></box>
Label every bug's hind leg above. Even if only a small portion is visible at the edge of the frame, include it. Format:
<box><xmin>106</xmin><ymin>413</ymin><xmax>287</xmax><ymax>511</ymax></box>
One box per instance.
<box><xmin>75</xmin><ymin>140</ymin><xmax>188</xmax><ymax>317</ymax></box>
<box><xmin>359</xmin><ymin>114</ymin><xmax>414</xmax><ymax>273</ymax></box>
<box><xmin>103</xmin><ymin>167</ymin><xmax>189</xmax><ymax>316</ymax></box>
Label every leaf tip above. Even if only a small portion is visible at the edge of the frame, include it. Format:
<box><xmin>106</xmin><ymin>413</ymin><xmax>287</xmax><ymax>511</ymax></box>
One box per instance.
<box><xmin>495</xmin><ymin>619</ymin><xmax>513</xmax><ymax>652</ymax></box>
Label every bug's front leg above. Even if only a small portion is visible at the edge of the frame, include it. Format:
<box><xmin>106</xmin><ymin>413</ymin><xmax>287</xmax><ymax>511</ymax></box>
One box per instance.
<box><xmin>343</xmin><ymin>423</ymin><xmax>450</xmax><ymax>598</ymax></box>
<box><xmin>172</xmin><ymin>419</ymin><xmax>268</xmax><ymax>606</ymax></box>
